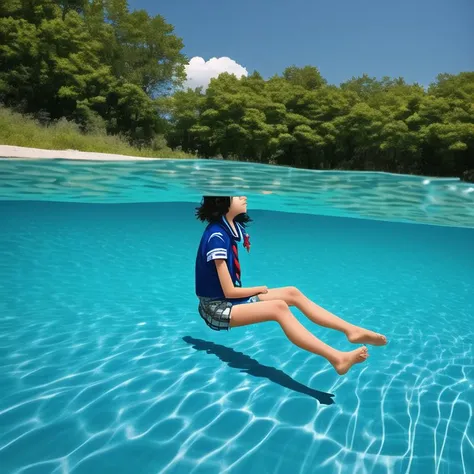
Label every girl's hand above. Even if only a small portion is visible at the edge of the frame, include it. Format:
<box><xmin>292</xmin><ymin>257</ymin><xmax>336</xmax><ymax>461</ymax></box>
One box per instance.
<box><xmin>258</xmin><ymin>286</ymin><xmax>268</xmax><ymax>294</ymax></box>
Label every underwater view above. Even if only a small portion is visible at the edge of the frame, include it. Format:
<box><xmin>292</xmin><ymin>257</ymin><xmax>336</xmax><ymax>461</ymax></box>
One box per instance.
<box><xmin>1</xmin><ymin>158</ymin><xmax>473</xmax><ymax>474</ymax></box>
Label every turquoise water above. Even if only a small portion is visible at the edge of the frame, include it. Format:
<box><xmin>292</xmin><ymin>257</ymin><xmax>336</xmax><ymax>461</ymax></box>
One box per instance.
<box><xmin>0</xmin><ymin>159</ymin><xmax>474</xmax><ymax>474</ymax></box>
<box><xmin>1</xmin><ymin>158</ymin><xmax>474</xmax><ymax>228</ymax></box>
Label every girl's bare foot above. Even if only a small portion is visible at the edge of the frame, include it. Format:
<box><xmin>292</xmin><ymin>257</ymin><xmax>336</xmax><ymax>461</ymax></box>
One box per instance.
<box><xmin>347</xmin><ymin>326</ymin><xmax>387</xmax><ymax>346</ymax></box>
<box><xmin>332</xmin><ymin>346</ymin><xmax>369</xmax><ymax>375</ymax></box>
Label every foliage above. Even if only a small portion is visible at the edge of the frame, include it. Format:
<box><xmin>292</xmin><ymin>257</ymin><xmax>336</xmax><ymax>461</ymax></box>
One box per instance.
<box><xmin>0</xmin><ymin>105</ymin><xmax>189</xmax><ymax>158</ymax></box>
<box><xmin>1</xmin><ymin>2</ymin><xmax>473</xmax><ymax>179</ymax></box>
<box><xmin>167</xmin><ymin>69</ymin><xmax>474</xmax><ymax>179</ymax></box>
<box><xmin>0</xmin><ymin>0</ymin><xmax>186</xmax><ymax>147</ymax></box>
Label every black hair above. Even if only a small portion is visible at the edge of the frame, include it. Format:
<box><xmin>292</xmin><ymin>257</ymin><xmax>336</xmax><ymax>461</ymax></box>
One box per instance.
<box><xmin>195</xmin><ymin>196</ymin><xmax>252</xmax><ymax>227</ymax></box>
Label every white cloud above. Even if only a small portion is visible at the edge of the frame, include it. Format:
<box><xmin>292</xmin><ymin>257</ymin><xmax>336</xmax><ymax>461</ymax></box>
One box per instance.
<box><xmin>184</xmin><ymin>56</ymin><xmax>248</xmax><ymax>90</ymax></box>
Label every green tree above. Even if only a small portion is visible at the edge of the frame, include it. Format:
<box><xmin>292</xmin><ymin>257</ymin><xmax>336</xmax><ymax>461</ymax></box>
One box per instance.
<box><xmin>0</xmin><ymin>0</ymin><xmax>188</xmax><ymax>149</ymax></box>
<box><xmin>105</xmin><ymin>3</ymin><xmax>186</xmax><ymax>95</ymax></box>
<box><xmin>164</xmin><ymin>67</ymin><xmax>473</xmax><ymax>180</ymax></box>
<box><xmin>165</xmin><ymin>88</ymin><xmax>204</xmax><ymax>154</ymax></box>
<box><xmin>283</xmin><ymin>65</ymin><xmax>327</xmax><ymax>90</ymax></box>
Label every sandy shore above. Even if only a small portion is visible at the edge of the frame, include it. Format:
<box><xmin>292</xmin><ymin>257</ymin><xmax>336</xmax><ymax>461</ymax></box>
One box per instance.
<box><xmin>0</xmin><ymin>145</ymin><xmax>162</xmax><ymax>161</ymax></box>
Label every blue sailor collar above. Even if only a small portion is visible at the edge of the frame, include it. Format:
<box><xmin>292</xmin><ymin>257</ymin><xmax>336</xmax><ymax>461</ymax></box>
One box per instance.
<box><xmin>221</xmin><ymin>215</ymin><xmax>244</xmax><ymax>242</ymax></box>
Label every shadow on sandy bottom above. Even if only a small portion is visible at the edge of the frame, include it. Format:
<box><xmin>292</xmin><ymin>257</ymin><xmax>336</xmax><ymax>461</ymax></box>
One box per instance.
<box><xmin>183</xmin><ymin>336</ymin><xmax>335</xmax><ymax>405</ymax></box>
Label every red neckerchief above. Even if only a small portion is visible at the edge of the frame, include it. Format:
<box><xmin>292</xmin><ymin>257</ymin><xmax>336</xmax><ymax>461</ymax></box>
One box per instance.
<box><xmin>243</xmin><ymin>232</ymin><xmax>251</xmax><ymax>253</ymax></box>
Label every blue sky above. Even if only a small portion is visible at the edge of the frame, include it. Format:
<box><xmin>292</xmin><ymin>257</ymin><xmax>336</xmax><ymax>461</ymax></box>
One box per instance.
<box><xmin>129</xmin><ymin>0</ymin><xmax>473</xmax><ymax>88</ymax></box>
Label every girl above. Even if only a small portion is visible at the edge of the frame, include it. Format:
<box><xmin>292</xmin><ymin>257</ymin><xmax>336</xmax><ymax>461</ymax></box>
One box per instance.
<box><xmin>195</xmin><ymin>196</ymin><xmax>387</xmax><ymax>375</ymax></box>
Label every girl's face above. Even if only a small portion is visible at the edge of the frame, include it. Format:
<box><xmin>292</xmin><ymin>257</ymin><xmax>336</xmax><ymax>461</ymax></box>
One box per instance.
<box><xmin>229</xmin><ymin>196</ymin><xmax>247</xmax><ymax>216</ymax></box>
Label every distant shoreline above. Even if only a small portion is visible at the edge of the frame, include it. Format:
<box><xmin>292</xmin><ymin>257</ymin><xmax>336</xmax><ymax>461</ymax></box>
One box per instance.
<box><xmin>0</xmin><ymin>145</ymin><xmax>163</xmax><ymax>161</ymax></box>
<box><xmin>1</xmin><ymin>144</ymin><xmax>473</xmax><ymax>184</ymax></box>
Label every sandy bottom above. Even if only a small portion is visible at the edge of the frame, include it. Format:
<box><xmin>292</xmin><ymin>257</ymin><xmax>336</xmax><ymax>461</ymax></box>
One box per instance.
<box><xmin>1</xmin><ymin>201</ymin><xmax>473</xmax><ymax>474</ymax></box>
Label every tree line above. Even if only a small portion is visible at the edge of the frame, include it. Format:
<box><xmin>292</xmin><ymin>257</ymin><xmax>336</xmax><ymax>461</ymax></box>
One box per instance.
<box><xmin>167</xmin><ymin>69</ymin><xmax>474</xmax><ymax>180</ymax></box>
<box><xmin>1</xmin><ymin>1</ymin><xmax>473</xmax><ymax>180</ymax></box>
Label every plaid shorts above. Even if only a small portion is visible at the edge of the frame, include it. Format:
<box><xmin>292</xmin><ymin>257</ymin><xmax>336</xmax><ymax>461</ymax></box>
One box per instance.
<box><xmin>198</xmin><ymin>295</ymin><xmax>260</xmax><ymax>331</ymax></box>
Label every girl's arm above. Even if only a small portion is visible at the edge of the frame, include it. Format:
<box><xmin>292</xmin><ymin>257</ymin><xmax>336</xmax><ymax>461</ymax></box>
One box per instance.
<box><xmin>215</xmin><ymin>260</ymin><xmax>266</xmax><ymax>299</ymax></box>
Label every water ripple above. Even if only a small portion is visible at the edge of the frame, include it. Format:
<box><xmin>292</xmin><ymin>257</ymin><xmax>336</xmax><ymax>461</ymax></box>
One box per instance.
<box><xmin>1</xmin><ymin>202</ymin><xmax>473</xmax><ymax>474</ymax></box>
<box><xmin>1</xmin><ymin>158</ymin><xmax>473</xmax><ymax>228</ymax></box>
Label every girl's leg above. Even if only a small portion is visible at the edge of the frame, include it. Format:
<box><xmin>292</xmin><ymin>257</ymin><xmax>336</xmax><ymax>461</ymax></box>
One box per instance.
<box><xmin>230</xmin><ymin>299</ymin><xmax>369</xmax><ymax>375</ymax></box>
<box><xmin>258</xmin><ymin>287</ymin><xmax>387</xmax><ymax>346</ymax></box>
